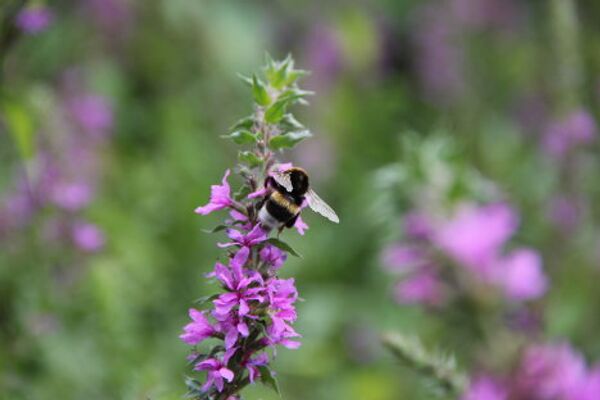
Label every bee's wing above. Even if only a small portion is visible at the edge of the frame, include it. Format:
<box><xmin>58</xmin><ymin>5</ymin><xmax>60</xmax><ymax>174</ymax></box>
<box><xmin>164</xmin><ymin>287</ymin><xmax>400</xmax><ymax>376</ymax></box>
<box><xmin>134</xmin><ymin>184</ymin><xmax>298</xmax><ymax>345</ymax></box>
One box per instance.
<box><xmin>306</xmin><ymin>189</ymin><xmax>339</xmax><ymax>223</ymax></box>
<box><xmin>271</xmin><ymin>172</ymin><xmax>293</xmax><ymax>192</ymax></box>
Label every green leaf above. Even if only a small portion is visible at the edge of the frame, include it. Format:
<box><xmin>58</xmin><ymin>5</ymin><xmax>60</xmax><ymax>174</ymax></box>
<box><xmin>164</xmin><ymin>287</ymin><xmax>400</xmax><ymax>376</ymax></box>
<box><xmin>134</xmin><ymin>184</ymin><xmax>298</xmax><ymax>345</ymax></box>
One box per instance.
<box><xmin>238</xmin><ymin>151</ymin><xmax>263</xmax><ymax>167</ymax></box>
<box><xmin>269</xmin><ymin>130</ymin><xmax>312</xmax><ymax>150</ymax></box>
<box><xmin>222</xmin><ymin>130</ymin><xmax>258</xmax><ymax>145</ymax></box>
<box><xmin>3</xmin><ymin>102</ymin><xmax>36</xmax><ymax>159</ymax></box>
<box><xmin>185</xmin><ymin>376</ymin><xmax>205</xmax><ymax>396</ymax></box>
<box><xmin>201</xmin><ymin>225</ymin><xmax>229</xmax><ymax>234</ymax></box>
<box><xmin>279</xmin><ymin>88</ymin><xmax>314</xmax><ymax>104</ymax></box>
<box><xmin>267</xmin><ymin>238</ymin><xmax>302</xmax><ymax>257</ymax></box>
<box><xmin>230</xmin><ymin>115</ymin><xmax>255</xmax><ymax>131</ymax></box>
<box><xmin>194</xmin><ymin>294</ymin><xmax>220</xmax><ymax>305</ymax></box>
<box><xmin>252</xmin><ymin>74</ymin><xmax>271</xmax><ymax>106</ymax></box>
<box><xmin>264</xmin><ymin>99</ymin><xmax>288</xmax><ymax>124</ymax></box>
<box><xmin>258</xmin><ymin>366</ymin><xmax>281</xmax><ymax>396</ymax></box>
<box><xmin>237</xmin><ymin>73</ymin><xmax>253</xmax><ymax>86</ymax></box>
<box><xmin>266</xmin><ymin>55</ymin><xmax>292</xmax><ymax>89</ymax></box>
<box><xmin>280</xmin><ymin>114</ymin><xmax>304</xmax><ymax>131</ymax></box>
<box><xmin>234</xmin><ymin>185</ymin><xmax>252</xmax><ymax>201</ymax></box>
<box><xmin>284</xmin><ymin>69</ymin><xmax>310</xmax><ymax>86</ymax></box>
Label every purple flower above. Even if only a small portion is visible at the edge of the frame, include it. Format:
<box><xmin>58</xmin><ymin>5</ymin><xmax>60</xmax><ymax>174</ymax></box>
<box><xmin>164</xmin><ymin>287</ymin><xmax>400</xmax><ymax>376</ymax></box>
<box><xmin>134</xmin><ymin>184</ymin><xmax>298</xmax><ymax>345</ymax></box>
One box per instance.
<box><xmin>194</xmin><ymin>352</ymin><xmax>236</xmax><ymax>392</ymax></box>
<box><xmin>218</xmin><ymin>225</ymin><xmax>268</xmax><ymax>266</ymax></box>
<box><xmin>247</xmin><ymin>187</ymin><xmax>268</xmax><ymax>199</ymax></box>
<box><xmin>574</xmin><ymin>367</ymin><xmax>600</xmax><ymax>400</ymax></box>
<box><xmin>212</xmin><ymin>261</ymin><xmax>264</xmax><ymax>319</ymax></box>
<box><xmin>494</xmin><ymin>248</ymin><xmax>547</xmax><ymax>301</ymax></box>
<box><xmin>51</xmin><ymin>182</ymin><xmax>92</xmax><ymax>211</ymax></box>
<box><xmin>195</xmin><ymin>170</ymin><xmax>234</xmax><ymax>215</ymax></box>
<box><xmin>404</xmin><ymin>211</ymin><xmax>432</xmax><ymax>240</ymax></box>
<box><xmin>243</xmin><ymin>352</ymin><xmax>269</xmax><ymax>383</ymax></box>
<box><xmin>434</xmin><ymin>203</ymin><xmax>518</xmax><ymax>276</ymax></box>
<box><xmin>16</xmin><ymin>6</ymin><xmax>53</xmax><ymax>34</ymax></box>
<box><xmin>543</xmin><ymin>110</ymin><xmax>597</xmax><ymax>158</ymax></box>
<box><xmin>180</xmin><ymin>309</ymin><xmax>218</xmax><ymax>345</ymax></box>
<box><xmin>515</xmin><ymin>343</ymin><xmax>587</xmax><ymax>400</ymax></box>
<box><xmin>264</xmin><ymin>278</ymin><xmax>301</xmax><ymax>349</ymax></box>
<box><xmin>72</xmin><ymin>222</ymin><xmax>105</xmax><ymax>252</ymax></box>
<box><xmin>68</xmin><ymin>95</ymin><xmax>113</xmax><ymax>138</ymax></box>
<box><xmin>380</xmin><ymin>244</ymin><xmax>427</xmax><ymax>273</ymax></box>
<box><xmin>294</xmin><ymin>215</ymin><xmax>309</xmax><ymax>235</ymax></box>
<box><xmin>548</xmin><ymin>195</ymin><xmax>581</xmax><ymax>232</ymax></box>
<box><xmin>260</xmin><ymin>245</ymin><xmax>287</xmax><ymax>270</ymax></box>
<box><xmin>393</xmin><ymin>269</ymin><xmax>446</xmax><ymax>307</ymax></box>
<box><xmin>462</xmin><ymin>375</ymin><xmax>507</xmax><ymax>400</ymax></box>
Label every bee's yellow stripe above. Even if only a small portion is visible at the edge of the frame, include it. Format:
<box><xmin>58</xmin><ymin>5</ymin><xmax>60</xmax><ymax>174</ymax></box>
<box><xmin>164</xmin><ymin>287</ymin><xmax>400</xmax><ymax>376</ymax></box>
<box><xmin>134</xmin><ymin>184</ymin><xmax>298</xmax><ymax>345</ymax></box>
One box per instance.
<box><xmin>271</xmin><ymin>191</ymin><xmax>300</xmax><ymax>214</ymax></box>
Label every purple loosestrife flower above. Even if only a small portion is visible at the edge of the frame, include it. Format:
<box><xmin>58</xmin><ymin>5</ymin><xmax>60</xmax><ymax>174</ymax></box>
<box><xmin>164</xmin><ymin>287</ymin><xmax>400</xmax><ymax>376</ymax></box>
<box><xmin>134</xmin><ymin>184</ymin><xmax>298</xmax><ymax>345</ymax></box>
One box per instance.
<box><xmin>72</xmin><ymin>221</ymin><xmax>105</xmax><ymax>252</ymax></box>
<box><xmin>182</xmin><ymin>56</ymin><xmax>316</xmax><ymax>399</ymax></box>
<box><xmin>16</xmin><ymin>6</ymin><xmax>53</xmax><ymax>34</ymax></box>
<box><xmin>393</xmin><ymin>268</ymin><xmax>446</xmax><ymax>307</ymax></box>
<box><xmin>494</xmin><ymin>249</ymin><xmax>547</xmax><ymax>301</ymax></box>
<box><xmin>195</xmin><ymin>170</ymin><xmax>234</xmax><ymax>215</ymax></box>
<box><xmin>180</xmin><ymin>309</ymin><xmax>218</xmax><ymax>345</ymax></box>
<box><xmin>462</xmin><ymin>376</ymin><xmax>507</xmax><ymax>400</ymax></box>
<box><xmin>434</xmin><ymin>203</ymin><xmax>518</xmax><ymax>275</ymax></box>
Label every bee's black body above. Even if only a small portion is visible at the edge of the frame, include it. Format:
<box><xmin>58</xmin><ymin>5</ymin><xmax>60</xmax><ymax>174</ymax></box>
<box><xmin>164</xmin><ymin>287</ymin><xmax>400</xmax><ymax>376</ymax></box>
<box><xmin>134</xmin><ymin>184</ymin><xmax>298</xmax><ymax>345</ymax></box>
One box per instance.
<box><xmin>258</xmin><ymin>168</ymin><xmax>309</xmax><ymax>231</ymax></box>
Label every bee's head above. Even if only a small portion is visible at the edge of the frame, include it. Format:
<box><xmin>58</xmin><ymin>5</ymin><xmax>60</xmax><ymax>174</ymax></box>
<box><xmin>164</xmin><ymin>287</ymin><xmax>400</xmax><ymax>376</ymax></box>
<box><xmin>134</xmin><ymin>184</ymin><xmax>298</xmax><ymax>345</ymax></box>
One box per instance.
<box><xmin>288</xmin><ymin>168</ymin><xmax>309</xmax><ymax>195</ymax></box>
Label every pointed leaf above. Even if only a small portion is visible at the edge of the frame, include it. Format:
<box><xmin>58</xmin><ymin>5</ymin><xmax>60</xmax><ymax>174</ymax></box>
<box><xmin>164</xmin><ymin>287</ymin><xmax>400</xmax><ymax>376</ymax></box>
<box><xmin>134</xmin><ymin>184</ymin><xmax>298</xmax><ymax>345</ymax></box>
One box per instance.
<box><xmin>237</xmin><ymin>73</ymin><xmax>253</xmax><ymax>86</ymax></box>
<box><xmin>252</xmin><ymin>74</ymin><xmax>271</xmax><ymax>106</ymax></box>
<box><xmin>258</xmin><ymin>366</ymin><xmax>281</xmax><ymax>396</ymax></box>
<box><xmin>264</xmin><ymin>99</ymin><xmax>288</xmax><ymax>124</ymax></box>
<box><xmin>202</xmin><ymin>225</ymin><xmax>229</xmax><ymax>234</ymax></box>
<box><xmin>280</xmin><ymin>114</ymin><xmax>304</xmax><ymax>131</ymax></box>
<box><xmin>267</xmin><ymin>238</ymin><xmax>302</xmax><ymax>257</ymax></box>
<box><xmin>222</xmin><ymin>130</ymin><xmax>258</xmax><ymax>145</ymax></box>
<box><xmin>194</xmin><ymin>293</ymin><xmax>220</xmax><ymax>305</ymax></box>
<box><xmin>230</xmin><ymin>115</ymin><xmax>255</xmax><ymax>131</ymax></box>
<box><xmin>239</xmin><ymin>151</ymin><xmax>263</xmax><ymax>167</ymax></box>
<box><xmin>269</xmin><ymin>130</ymin><xmax>312</xmax><ymax>150</ymax></box>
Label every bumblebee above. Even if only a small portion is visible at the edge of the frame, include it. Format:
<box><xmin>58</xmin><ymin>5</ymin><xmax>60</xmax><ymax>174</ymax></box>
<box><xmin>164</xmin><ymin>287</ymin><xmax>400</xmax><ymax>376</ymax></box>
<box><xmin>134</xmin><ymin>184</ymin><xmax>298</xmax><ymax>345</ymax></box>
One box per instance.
<box><xmin>258</xmin><ymin>167</ymin><xmax>339</xmax><ymax>232</ymax></box>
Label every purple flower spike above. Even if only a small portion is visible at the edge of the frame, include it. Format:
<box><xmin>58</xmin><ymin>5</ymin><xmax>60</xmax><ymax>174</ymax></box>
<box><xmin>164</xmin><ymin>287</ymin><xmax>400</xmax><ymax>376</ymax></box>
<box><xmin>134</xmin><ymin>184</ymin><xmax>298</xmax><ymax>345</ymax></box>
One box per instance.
<box><xmin>180</xmin><ymin>309</ymin><xmax>217</xmax><ymax>345</ymax></box>
<box><xmin>195</xmin><ymin>170</ymin><xmax>233</xmax><ymax>215</ymax></box>
<box><xmin>260</xmin><ymin>244</ymin><xmax>287</xmax><ymax>270</ymax></box>
<box><xmin>16</xmin><ymin>6</ymin><xmax>53</xmax><ymax>34</ymax></box>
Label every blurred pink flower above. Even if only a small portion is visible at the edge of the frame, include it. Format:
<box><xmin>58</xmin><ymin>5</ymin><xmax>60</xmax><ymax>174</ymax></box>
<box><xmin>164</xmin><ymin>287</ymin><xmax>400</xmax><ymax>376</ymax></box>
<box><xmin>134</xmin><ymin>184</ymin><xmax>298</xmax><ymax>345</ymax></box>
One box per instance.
<box><xmin>72</xmin><ymin>221</ymin><xmax>105</xmax><ymax>252</ymax></box>
<box><xmin>543</xmin><ymin>110</ymin><xmax>597</xmax><ymax>158</ymax></box>
<box><xmin>51</xmin><ymin>182</ymin><xmax>92</xmax><ymax>211</ymax></box>
<box><xmin>393</xmin><ymin>269</ymin><xmax>446</xmax><ymax>306</ymax></box>
<box><xmin>548</xmin><ymin>196</ymin><xmax>581</xmax><ymax>232</ymax></box>
<box><xmin>68</xmin><ymin>95</ymin><xmax>113</xmax><ymax>138</ymax></box>
<box><xmin>16</xmin><ymin>6</ymin><xmax>53</xmax><ymax>34</ymax></box>
<box><xmin>494</xmin><ymin>248</ymin><xmax>547</xmax><ymax>301</ymax></box>
<box><xmin>380</xmin><ymin>244</ymin><xmax>427</xmax><ymax>273</ymax></box>
<box><xmin>462</xmin><ymin>376</ymin><xmax>507</xmax><ymax>400</ymax></box>
<box><xmin>404</xmin><ymin>211</ymin><xmax>432</xmax><ymax>240</ymax></box>
<box><xmin>434</xmin><ymin>203</ymin><xmax>518</xmax><ymax>276</ymax></box>
<box><xmin>515</xmin><ymin>343</ymin><xmax>587</xmax><ymax>400</ymax></box>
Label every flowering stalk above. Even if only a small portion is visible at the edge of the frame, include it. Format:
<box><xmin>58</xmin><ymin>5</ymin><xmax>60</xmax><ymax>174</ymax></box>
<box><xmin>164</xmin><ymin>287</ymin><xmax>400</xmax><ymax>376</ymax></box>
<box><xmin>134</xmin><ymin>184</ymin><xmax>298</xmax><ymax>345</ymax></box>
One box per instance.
<box><xmin>181</xmin><ymin>55</ymin><xmax>313</xmax><ymax>400</ymax></box>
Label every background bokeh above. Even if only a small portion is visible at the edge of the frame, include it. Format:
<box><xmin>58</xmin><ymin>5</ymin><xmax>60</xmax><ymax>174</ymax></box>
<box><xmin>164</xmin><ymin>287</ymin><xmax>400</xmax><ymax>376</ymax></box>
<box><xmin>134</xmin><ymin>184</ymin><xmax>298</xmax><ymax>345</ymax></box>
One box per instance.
<box><xmin>1</xmin><ymin>0</ymin><xmax>600</xmax><ymax>399</ymax></box>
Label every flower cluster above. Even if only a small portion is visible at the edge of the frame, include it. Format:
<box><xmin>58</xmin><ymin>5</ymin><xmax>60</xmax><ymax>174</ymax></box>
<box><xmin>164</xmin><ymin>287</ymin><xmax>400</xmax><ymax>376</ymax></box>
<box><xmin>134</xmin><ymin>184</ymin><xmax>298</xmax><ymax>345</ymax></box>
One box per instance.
<box><xmin>382</xmin><ymin>202</ymin><xmax>547</xmax><ymax>307</ymax></box>
<box><xmin>0</xmin><ymin>72</ymin><xmax>112</xmax><ymax>253</ymax></box>
<box><xmin>463</xmin><ymin>342</ymin><xmax>600</xmax><ymax>400</ymax></box>
<box><xmin>181</xmin><ymin>56</ymin><xmax>315</xmax><ymax>399</ymax></box>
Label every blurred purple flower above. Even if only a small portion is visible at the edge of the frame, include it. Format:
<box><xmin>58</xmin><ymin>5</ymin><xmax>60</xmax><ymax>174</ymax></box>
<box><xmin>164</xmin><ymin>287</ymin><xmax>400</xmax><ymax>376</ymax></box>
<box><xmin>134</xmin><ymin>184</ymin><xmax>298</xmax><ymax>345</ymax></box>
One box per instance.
<box><xmin>543</xmin><ymin>110</ymin><xmax>597</xmax><ymax>158</ymax></box>
<box><xmin>404</xmin><ymin>211</ymin><xmax>433</xmax><ymax>240</ymax></box>
<box><xmin>393</xmin><ymin>269</ymin><xmax>446</xmax><ymax>307</ymax></box>
<box><xmin>195</xmin><ymin>170</ymin><xmax>233</xmax><ymax>215</ymax></box>
<box><xmin>180</xmin><ymin>309</ymin><xmax>218</xmax><ymax>345</ymax></box>
<box><xmin>515</xmin><ymin>343</ymin><xmax>587</xmax><ymax>400</ymax></box>
<box><xmin>72</xmin><ymin>221</ymin><xmax>105</xmax><ymax>252</ymax></box>
<box><xmin>83</xmin><ymin>0</ymin><xmax>133</xmax><ymax>39</ymax></box>
<box><xmin>494</xmin><ymin>248</ymin><xmax>547</xmax><ymax>301</ymax></box>
<box><xmin>16</xmin><ymin>6</ymin><xmax>53</xmax><ymax>34</ymax></box>
<box><xmin>380</xmin><ymin>244</ymin><xmax>427</xmax><ymax>273</ymax></box>
<box><xmin>304</xmin><ymin>24</ymin><xmax>343</xmax><ymax>90</ymax></box>
<box><xmin>434</xmin><ymin>203</ymin><xmax>518</xmax><ymax>276</ymax></box>
<box><xmin>68</xmin><ymin>95</ymin><xmax>113</xmax><ymax>138</ymax></box>
<box><xmin>462</xmin><ymin>375</ymin><xmax>507</xmax><ymax>400</ymax></box>
<box><xmin>51</xmin><ymin>182</ymin><xmax>92</xmax><ymax>211</ymax></box>
<box><xmin>242</xmin><ymin>352</ymin><xmax>269</xmax><ymax>383</ymax></box>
